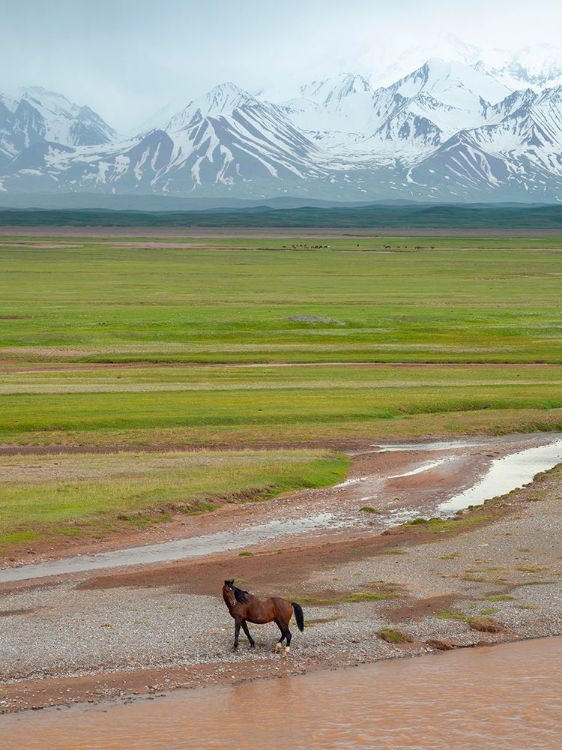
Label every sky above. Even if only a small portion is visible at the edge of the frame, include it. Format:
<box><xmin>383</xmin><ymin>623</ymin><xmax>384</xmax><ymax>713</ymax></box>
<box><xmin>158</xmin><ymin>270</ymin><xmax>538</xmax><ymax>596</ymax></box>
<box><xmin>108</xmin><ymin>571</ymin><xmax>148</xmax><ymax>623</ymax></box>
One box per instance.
<box><xmin>2</xmin><ymin>0</ymin><xmax>562</xmax><ymax>133</ymax></box>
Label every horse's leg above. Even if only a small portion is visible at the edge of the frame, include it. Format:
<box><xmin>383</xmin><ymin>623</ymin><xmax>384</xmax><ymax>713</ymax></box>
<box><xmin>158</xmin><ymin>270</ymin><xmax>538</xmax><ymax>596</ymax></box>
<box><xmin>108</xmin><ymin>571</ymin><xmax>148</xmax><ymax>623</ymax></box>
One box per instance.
<box><xmin>282</xmin><ymin>625</ymin><xmax>292</xmax><ymax>657</ymax></box>
<box><xmin>273</xmin><ymin>618</ymin><xmax>285</xmax><ymax>653</ymax></box>
<box><xmin>241</xmin><ymin>620</ymin><xmax>255</xmax><ymax>649</ymax></box>
<box><xmin>232</xmin><ymin>618</ymin><xmax>242</xmax><ymax>651</ymax></box>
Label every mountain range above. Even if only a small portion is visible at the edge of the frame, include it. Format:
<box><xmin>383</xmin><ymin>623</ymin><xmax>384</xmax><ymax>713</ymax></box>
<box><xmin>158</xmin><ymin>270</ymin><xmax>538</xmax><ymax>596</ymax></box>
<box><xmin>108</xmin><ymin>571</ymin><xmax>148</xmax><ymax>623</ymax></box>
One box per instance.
<box><xmin>2</xmin><ymin>42</ymin><xmax>562</xmax><ymax>204</ymax></box>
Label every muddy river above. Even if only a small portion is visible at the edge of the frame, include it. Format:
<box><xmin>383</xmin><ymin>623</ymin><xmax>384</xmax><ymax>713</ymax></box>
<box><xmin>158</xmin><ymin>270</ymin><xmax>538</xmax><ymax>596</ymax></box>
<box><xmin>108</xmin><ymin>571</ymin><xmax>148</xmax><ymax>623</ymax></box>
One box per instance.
<box><xmin>2</xmin><ymin>637</ymin><xmax>561</xmax><ymax>748</ymax></box>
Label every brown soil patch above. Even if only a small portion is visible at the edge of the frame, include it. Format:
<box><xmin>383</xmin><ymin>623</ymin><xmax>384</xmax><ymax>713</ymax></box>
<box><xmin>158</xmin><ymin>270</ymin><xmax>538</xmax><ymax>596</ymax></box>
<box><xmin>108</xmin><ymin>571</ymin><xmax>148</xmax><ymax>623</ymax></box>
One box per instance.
<box><xmin>0</xmin><ymin>608</ymin><xmax>35</xmax><ymax>617</ymax></box>
<box><xmin>385</xmin><ymin>594</ymin><xmax>458</xmax><ymax>623</ymax></box>
<box><xmin>424</xmin><ymin>638</ymin><xmax>458</xmax><ymax>651</ymax></box>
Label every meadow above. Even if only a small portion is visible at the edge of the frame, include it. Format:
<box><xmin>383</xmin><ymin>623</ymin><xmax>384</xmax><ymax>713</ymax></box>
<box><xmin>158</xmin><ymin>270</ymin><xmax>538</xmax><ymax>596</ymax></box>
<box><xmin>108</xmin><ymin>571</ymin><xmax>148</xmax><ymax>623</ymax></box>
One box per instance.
<box><xmin>1</xmin><ymin>233</ymin><xmax>562</xmax><ymax>549</ymax></box>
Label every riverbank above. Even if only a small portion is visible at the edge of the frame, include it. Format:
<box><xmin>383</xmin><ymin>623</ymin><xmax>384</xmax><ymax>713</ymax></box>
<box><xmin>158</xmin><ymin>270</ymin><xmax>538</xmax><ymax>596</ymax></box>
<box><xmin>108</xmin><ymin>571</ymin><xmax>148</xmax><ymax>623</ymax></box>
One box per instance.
<box><xmin>1</xmin><ymin>435</ymin><xmax>561</xmax><ymax>714</ymax></box>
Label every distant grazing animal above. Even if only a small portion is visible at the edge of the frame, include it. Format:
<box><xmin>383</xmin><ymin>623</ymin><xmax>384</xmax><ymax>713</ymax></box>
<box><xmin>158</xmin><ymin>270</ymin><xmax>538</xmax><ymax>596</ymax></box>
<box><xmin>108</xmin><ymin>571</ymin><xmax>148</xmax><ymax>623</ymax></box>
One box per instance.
<box><xmin>222</xmin><ymin>579</ymin><xmax>304</xmax><ymax>657</ymax></box>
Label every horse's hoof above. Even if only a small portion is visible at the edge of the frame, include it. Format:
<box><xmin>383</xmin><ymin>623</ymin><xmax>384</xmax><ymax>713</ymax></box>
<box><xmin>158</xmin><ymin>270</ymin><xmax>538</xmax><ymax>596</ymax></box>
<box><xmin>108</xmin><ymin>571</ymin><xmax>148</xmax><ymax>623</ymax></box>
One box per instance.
<box><xmin>232</xmin><ymin>647</ymin><xmax>238</xmax><ymax>652</ymax></box>
<box><xmin>249</xmin><ymin>643</ymin><xmax>256</xmax><ymax>649</ymax></box>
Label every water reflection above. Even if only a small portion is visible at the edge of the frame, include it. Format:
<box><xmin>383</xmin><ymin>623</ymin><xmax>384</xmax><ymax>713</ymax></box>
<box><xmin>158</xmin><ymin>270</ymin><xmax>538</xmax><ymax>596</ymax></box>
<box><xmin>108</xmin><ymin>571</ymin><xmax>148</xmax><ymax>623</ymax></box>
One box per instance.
<box><xmin>440</xmin><ymin>439</ymin><xmax>562</xmax><ymax>513</ymax></box>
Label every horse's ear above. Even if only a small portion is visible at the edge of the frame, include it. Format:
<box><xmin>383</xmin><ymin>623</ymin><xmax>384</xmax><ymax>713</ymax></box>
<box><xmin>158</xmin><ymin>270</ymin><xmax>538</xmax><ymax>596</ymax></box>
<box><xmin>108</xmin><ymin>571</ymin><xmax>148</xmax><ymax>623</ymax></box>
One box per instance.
<box><xmin>225</xmin><ymin>579</ymin><xmax>234</xmax><ymax>585</ymax></box>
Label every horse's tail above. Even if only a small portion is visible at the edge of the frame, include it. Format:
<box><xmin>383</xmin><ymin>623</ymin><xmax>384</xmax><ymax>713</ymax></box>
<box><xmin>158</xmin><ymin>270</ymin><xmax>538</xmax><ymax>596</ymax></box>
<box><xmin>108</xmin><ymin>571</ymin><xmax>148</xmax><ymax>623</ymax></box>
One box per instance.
<box><xmin>292</xmin><ymin>602</ymin><xmax>305</xmax><ymax>632</ymax></box>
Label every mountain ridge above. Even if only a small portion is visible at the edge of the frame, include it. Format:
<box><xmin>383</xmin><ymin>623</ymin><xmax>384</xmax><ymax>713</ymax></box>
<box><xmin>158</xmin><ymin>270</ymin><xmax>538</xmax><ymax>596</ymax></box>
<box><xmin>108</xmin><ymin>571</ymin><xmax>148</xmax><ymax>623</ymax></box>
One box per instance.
<box><xmin>3</xmin><ymin>45</ymin><xmax>562</xmax><ymax>203</ymax></box>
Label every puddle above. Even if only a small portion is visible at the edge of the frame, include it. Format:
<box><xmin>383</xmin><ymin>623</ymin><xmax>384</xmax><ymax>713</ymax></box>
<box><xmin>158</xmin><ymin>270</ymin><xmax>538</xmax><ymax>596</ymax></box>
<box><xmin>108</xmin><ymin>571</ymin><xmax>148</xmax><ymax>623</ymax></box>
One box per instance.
<box><xmin>2</xmin><ymin>637</ymin><xmax>561</xmax><ymax>748</ymax></box>
<box><xmin>371</xmin><ymin>439</ymin><xmax>485</xmax><ymax>453</ymax></box>
<box><xmin>0</xmin><ymin>514</ymin><xmax>346</xmax><ymax>584</ymax></box>
<box><xmin>388</xmin><ymin>457</ymin><xmax>451</xmax><ymax>479</ymax></box>
<box><xmin>334</xmin><ymin>475</ymin><xmax>371</xmax><ymax>488</ymax></box>
<box><xmin>439</xmin><ymin>439</ymin><xmax>562</xmax><ymax>513</ymax></box>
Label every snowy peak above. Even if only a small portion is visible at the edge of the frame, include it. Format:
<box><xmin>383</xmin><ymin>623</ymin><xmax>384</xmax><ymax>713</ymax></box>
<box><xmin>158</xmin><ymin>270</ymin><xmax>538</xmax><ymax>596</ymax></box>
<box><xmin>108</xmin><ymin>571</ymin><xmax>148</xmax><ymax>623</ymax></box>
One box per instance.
<box><xmin>18</xmin><ymin>86</ymin><xmax>81</xmax><ymax>119</ymax></box>
<box><xmin>390</xmin><ymin>58</ymin><xmax>512</xmax><ymax>109</ymax></box>
<box><xmin>0</xmin><ymin>85</ymin><xmax>117</xmax><ymax>162</ymax></box>
<box><xmin>279</xmin><ymin>73</ymin><xmax>378</xmax><ymax>138</ymax></box>
<box><xmin>299</xmin><ymin>74</ymin><xmax>373</xmax><ymax>105</ymax></box>
<box><xmin>195</xmin><ymin>82</ymin><xmax>256</xmax><ymax>116</ymax></box>
<box><xmin>166</xmin><ymin>83</ymin><xmax>258</xmax><ymax>131</ymax></box>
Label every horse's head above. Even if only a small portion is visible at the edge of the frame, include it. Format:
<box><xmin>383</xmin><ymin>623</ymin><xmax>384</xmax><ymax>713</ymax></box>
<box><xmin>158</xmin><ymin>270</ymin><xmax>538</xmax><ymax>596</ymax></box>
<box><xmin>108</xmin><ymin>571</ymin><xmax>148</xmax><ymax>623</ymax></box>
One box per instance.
<box><xmin>222</xmin><ymin>579</ymin><xmax>237</xmax><ymax>608</ymax></box>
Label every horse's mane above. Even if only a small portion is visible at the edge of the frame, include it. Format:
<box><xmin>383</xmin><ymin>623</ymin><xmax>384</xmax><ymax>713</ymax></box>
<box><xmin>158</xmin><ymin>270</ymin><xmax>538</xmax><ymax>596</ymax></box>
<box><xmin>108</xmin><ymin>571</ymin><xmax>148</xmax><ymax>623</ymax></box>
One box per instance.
<box><xmin>232</xmin><ymin>584</ymin><xmax>249</xmax><ymax>603</ymax></box>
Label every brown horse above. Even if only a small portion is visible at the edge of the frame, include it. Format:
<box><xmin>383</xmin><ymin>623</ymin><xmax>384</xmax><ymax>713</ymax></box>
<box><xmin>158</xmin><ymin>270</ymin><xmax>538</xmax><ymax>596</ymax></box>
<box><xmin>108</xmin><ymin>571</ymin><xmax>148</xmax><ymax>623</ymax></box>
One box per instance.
<box><xmin>222</xmin><ymin>579</ymin><xmax>304</xmax><ymax>656</ymax></box>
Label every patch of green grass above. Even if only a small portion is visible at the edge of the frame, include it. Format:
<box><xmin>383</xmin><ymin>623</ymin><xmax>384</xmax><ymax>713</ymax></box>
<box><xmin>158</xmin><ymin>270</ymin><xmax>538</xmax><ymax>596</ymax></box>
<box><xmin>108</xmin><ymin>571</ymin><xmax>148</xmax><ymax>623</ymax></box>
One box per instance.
<box><xmin>238</xmin><ymin>551</ymin><xmax>253</xmax><ymax>557</ymax></box>
<box><xmin>0</xmin><ymin>530</ymin><xmax>38</xmax><ymax>545</ymax></box>
<box><xmin>298</xmin><ymin>582</ymin><xmax>401</xmax><ymax>606</ymax></box>
<box><xmin>359</xmin><ymin>506</ymin><xmax>380</xmax><ymax>514</ymax></box>
<box><xmin>480</xmin><ymin>607</ymin><xmax>500</xmax><ymax>615</ymax></box>
<box><xmin>439</xmin><ymin>552</ymin><xmax>460</xmax><ymax>560</ymax></box>
<box><xmin>379</xmin><ymin>627</ymin><xmax>414</xmax><ymax>644</ymax></box>
<box><xmin>517</xmin><ymin>580</ymin><xmax>554</xmax><ymax>586</ymax></box>
<box><xmin>516</xmin><ymin>564</ymin><xmax>548</xmax><ymax>573</ymax></box>
<box><xmin>379</xmin><ymin>548</ymin><xmax>407</xmax><ymax>555</ymax></box>
<box><xmin>405</xmin><ymin>514</ymin><xmax>492</xmax><ymax>535</ymax></box>
<box><xmin>485</xmin><ymin>594</ymin><xmax>516</xmax><ymax>602</ymax></box>
<box><xmin>434</xmin><ymin>609</ymin><xmax>468</xmax><ymax>621</ymax></box>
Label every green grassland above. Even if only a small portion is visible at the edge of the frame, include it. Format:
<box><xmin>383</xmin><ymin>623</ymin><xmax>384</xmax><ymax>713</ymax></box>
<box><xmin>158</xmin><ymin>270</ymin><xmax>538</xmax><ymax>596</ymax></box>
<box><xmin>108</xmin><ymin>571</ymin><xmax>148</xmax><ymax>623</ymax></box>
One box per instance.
<box><xmin>2</xmin><ymin>238</ymin><xmax>562</xmax><ymax>443</ymax></box>
<box><xmin>0</xmin><ymin>449</ymin><xmax>348</xmax><ymax>549</ymax></box>
<box><xmin>1</xmin><ymin>234</ymin><xmax>562</xmax><ymax>550</ymax></box>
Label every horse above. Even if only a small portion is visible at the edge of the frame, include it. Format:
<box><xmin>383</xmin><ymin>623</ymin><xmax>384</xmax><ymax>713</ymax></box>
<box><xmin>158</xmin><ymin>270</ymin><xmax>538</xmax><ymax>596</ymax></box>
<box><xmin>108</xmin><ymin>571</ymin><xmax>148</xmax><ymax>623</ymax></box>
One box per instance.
<box><xmin>222</xmin><ymin>579</ymin><xmax>304</xmax><ymax>657</ymax></box>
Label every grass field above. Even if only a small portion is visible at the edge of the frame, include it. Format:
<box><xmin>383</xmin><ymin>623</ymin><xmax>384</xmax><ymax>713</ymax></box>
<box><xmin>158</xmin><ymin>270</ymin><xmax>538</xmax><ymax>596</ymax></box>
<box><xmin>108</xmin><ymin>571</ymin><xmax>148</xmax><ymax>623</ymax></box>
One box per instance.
<box><xmin>1</xmin><ymin>233</ymin><xmax>561</xmax><ymax>550</ymax></box>
<box><xmin>0</xmin><ymin>449</ymin><xmax>348</xmax><ymax>550</ymax></box>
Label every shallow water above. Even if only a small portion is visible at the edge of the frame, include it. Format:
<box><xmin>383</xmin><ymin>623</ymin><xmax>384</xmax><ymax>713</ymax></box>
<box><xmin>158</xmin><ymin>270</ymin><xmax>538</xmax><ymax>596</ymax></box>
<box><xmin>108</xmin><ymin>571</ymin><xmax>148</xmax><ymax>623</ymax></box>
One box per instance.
<box><xmin>0</xmin><ymin>513</ymin><xmax>345</xmax><ymax>584</ymax></box>
<box><xmin>2</xmin><ymin>637</ymin><xmax>561</xmax><ymax>748</ymax></box>
<box><xmin>371</xmin><ymin>439</ymin><xmax>485</xmax><ymax>452</ymax></box>
<box><xmin>439</xmin><ymin>438</ymin><xmax>562</xmax><ymax>513</ymax></box>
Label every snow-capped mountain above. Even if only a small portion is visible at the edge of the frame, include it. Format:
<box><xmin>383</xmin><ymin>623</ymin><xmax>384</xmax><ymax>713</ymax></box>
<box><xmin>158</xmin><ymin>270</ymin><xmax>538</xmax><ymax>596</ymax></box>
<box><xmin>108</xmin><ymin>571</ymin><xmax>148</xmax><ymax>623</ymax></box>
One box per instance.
<box><xmin>0</xmin><ymin>87</ymin><xmax>116</xmax><ymax>168</ymax></box>
<box><xmin>3</xmin><ymin>44</ymin><xmax>562</xmax><ymax>203</ymax></box>
<box><xmin>489</xmin><ymin>45</ymin><xmax>562</xmax><ymax>91</ymax></box>
<box><xmin>1</xmin><ymin>84</ymin><xmax>326</xmax><ymax>196</ymax></box>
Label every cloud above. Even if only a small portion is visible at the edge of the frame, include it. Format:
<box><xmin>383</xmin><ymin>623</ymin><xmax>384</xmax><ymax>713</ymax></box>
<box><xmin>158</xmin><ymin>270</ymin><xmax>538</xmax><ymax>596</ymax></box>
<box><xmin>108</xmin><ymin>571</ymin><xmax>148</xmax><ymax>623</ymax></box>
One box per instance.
<box><xmin>1</xmin><ymin>0</ymin><xmax>561</xmax><ymax>132</ymax></box>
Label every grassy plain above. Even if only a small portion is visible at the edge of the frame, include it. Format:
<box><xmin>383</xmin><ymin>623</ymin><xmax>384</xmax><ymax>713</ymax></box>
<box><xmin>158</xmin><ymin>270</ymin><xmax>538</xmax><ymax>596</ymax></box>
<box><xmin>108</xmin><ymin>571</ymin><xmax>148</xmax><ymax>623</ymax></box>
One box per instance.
<box><xmin>1</xmin><ymin>233</ymin><xmax>562</xmax><ymax>550</ymax></box>
<box><xmin>0</xmin><ymin>449</ymin><xmax>347</xmax><ymax>549</ymax></box>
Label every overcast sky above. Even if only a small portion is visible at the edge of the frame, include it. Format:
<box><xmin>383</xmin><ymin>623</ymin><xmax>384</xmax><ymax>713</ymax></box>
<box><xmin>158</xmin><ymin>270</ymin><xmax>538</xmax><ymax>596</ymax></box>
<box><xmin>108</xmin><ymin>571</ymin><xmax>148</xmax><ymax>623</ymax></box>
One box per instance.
<box><xmin>2</xmin><ymin>0</ymin><xmax>562</xmax><ymax>132</ymax></box>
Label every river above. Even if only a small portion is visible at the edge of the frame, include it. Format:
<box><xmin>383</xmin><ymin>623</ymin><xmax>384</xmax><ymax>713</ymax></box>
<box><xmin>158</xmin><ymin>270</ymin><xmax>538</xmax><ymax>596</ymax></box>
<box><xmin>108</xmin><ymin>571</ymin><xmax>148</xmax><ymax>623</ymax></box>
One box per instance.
<box><xmin>2</xmin><ymin>637</ymin><xmax>561</xmax><ymax>749</ymax></box>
